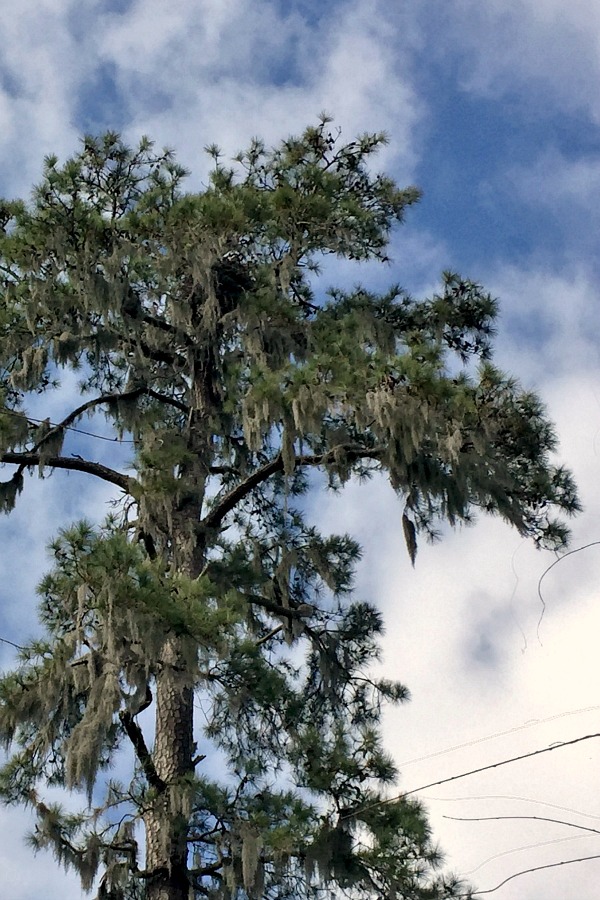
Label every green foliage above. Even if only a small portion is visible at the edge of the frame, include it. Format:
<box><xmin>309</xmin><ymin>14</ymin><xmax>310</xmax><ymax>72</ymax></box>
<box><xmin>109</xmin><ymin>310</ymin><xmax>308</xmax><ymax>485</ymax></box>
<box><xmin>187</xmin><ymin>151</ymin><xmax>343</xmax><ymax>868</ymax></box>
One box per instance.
<box><xmin>0</xmin><ymin>119</ymin><xmax>576</xmax><ymax>899</ymax></box>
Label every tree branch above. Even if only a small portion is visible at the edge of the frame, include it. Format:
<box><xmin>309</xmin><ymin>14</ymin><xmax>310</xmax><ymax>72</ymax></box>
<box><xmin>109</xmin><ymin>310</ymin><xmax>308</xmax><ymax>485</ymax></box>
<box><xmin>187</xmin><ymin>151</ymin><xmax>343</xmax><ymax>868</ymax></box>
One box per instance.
<box><xmin>119</xmin><ymin>710</ymin><xmax>166</xmax><ymax>793</ymax></box>
<box><xmin>141</xmin><ymin>312</ymin><xmax>195</xmax><ymax>349</ymax></box>
<box><xmin>201</xmin><ymin>444</ymin><xmax>383</xmax><ymax>531</ymax></box>
<box><xmin>42</xmin><ymin>389</ymin><xmax>146</xmax><ymax>438</ymax></box>
<box><xmin>13</xmin><ymin>387</ymin><xmax>187</xmax><ymax>464</ymax></box>
<box><xmin>144</xmin><ymin>388</ymin><xmax>188</xmax><ymax>414</ymax></box>
<box><xmin>190</xmin><ymin>859</ymin><xmax>226</xmax><ymax>878</ymax></box>
<box><xmin>0</xmin><ymin>452</ymin><xmax>133</xmax><ymax>492</ymax></box>
<box><xmin>133</xmin><ymin>336</ymin><xmax>187</xmax><ymax>368</ymax></box>
<box><xmin>1</xmin><ymin>386</ymin><xmax>187</xmax><ymax>498</ymax></box>
<box><xmin>244</xmin><ymin>593</ymin><xmax>313</xmax><ymax>623</ymax></box>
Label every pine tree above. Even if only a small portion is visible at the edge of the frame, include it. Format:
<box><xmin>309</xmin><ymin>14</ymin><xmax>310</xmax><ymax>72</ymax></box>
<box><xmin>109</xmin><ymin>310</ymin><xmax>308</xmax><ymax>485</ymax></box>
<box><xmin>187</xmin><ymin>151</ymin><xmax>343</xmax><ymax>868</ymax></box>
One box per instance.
<box><xmin>0</xmin><ymin>120</ymin><xmax>579</xmax><ymax>900</ymax></box>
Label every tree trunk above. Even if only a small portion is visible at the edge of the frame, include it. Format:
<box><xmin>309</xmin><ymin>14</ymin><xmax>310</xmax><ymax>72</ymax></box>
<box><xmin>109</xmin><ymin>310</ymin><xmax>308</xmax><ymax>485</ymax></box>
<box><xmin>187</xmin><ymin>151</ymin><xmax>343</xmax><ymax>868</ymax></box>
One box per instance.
<box><xmin>144</xmin><ymin>636</ymin><xmax>195</xmax><ymax>900</ymax></box>
<box><xmin>144</xmin><ymin>378</ymin><xmax>210</xmax><ymax>899</ymax></box>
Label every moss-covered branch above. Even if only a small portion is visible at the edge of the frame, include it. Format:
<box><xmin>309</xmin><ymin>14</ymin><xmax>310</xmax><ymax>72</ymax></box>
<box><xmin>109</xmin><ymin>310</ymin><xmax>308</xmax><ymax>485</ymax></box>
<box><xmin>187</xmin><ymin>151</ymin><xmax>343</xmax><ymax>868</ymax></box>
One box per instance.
<box><xmin>201</xmin><ymin>444</ymin><xmax>383</xmax><ymax>532</ymax></box>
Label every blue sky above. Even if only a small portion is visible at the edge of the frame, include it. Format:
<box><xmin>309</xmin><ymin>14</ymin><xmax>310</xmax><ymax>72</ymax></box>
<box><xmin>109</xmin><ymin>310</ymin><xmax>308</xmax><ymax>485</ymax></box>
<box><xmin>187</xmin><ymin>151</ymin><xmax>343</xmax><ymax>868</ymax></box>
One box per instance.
<box><xmin>1</xmin><ymin>1</ymin><xmax>600</xmax><ymax>898</ymax></box>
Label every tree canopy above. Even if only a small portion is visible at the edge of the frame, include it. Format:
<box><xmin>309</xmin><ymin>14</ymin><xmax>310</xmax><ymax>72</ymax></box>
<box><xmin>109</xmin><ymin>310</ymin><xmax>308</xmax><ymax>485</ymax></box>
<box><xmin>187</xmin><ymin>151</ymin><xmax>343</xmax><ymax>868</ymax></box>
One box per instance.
<box><xmin>0</xmin><ymin>119</ymin><xmax>579</xmax><ymax>900</ymax></box>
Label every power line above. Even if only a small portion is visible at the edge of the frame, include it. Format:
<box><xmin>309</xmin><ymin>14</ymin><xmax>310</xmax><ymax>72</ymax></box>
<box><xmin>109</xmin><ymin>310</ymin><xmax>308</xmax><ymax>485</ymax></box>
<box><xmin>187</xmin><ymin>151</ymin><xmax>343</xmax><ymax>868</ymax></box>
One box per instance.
<box><xmin>403</xmin><ymin>732</ymin><xmax>600</xmax><ymax>798</ymax></box>
<box><xmin>397</xmin><ymin>703</ymin><xmax>600</xmax><ymax>768</ymax></box>
<box><xmin>424</xmin><ymin>793</ymin><xmax>600</xmax><ymax>822</ymax></box>
<box><xmin>1</xmin><ymin>407</ymin><xmax>136</xmax><ymax>443</ymax></box>
<box><xmin>464</xmin><ymin>834</ymin><xmax>586</xmax><ymax>877</ymax></box>
<box><xmin>444</xmin><ymin>813</ymin><xmax>600</xmax><ymax>838</ymax></box>
<box><xmin>343</xmin><ymin>731</ymin><xmax>600</xmax><ymax>819</ymax></box>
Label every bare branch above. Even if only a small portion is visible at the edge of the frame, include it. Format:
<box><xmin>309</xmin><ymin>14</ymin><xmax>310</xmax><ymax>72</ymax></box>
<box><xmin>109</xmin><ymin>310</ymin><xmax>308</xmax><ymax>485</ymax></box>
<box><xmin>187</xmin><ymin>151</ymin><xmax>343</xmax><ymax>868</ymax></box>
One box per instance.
<box><xmin>144</xmin><ymin>388</ymin><xmax>188</xmax><ymax>414</ymax></box>
<box><xmin>255</xmin><ymin>624</ymin><xmax>284</xmax><ymax>646</ymax></box>
<box><xmin>3</xmin><ymin>387</ymin><xmax>186</xmax><ymax>489</ymax></box>
<box><xmin>467</xmin><ymin>854</ymin><xmax>600</xmax><ymax>896</ymax></box>
<box><xmin>0</xmin><ymin>451</ymin><xmax>133</xmax><ymax>492</ymax></box>
<box><xmin>119</xmin><ymin>710</ymin><xmax>166</xmax><ymax>793</ymax></box>
<box><xmin>0</xmin><ymin>635</ymin><xmax>24</xmax><ymax>650</ymax></box>
<box><xmin>190</xmin><ymin>859</ymin><xmax>226</xmax><ymax>878</ymax></box>
<box><xmin>141</xmin><ymin>312</ymin><xmax>195</xmax><ymax>349</ymax></box>
<box><xmin>244</xmin><ymin>593</ymin><xmax>313</xmax><ymax>623</ymax></box>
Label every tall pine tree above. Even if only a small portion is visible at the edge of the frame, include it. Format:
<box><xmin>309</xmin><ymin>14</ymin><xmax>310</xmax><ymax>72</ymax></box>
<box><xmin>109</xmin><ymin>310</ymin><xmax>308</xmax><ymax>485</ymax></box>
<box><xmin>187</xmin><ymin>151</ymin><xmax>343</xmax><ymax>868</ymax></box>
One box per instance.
<box><xmin>0</xmin><ymin>120</ymin><xmax>579</xmax><ymax>899</ymax></box>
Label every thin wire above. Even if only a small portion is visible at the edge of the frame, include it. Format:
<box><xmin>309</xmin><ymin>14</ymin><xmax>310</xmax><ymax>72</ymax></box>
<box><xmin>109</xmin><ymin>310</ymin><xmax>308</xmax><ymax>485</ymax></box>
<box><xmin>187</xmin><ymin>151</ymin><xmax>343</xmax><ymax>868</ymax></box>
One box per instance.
<box><xmin>536</xmin><ymin>541</ymin><xmax>600</xmax><ymax>641</ymax></box>
<box><xmin>465</xmin><ymin>834</ymin><xmax>587</xmax><ymax>876</ymax></box>
<box><xmin>424</xmin><ymin>793</ymin><xmax>600</xmax><ymax>822</ymax></box>
<box><xmin>508</xmin><ymin>539</ymin><xmax>527</xmax><ymax>653</ymax></box>
<box><xmin>397</xmin><ymin>702</ymin><xmax>600</xmax><ymax>767</ymax></box>
<box><xmin>443</xmin><ymin>813</ymin><xmax>600</xmax><ymax>837</ymax></box>
<box><xmin>1</xmin><ymin>408</ymin><xmax>136</xmax><ymax>443</ymax></box>
<box><xmin>343</xmin><ymin>731</ymin><xmax>600</xmax><ymax>819</ymax></box>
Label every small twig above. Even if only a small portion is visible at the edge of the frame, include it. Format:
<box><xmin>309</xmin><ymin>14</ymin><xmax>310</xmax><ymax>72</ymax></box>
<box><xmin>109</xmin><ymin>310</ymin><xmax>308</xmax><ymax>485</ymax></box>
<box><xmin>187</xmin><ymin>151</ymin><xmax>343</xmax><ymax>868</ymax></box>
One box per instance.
<box><xmin>465</xmin><ymin>854</ymin><xmax>600</xmax><ymax>896</ymax></box>
<box><xmin>0</xmin><ymin>635</ymin><xmax>24</xmax><ymax>651</ymax></box>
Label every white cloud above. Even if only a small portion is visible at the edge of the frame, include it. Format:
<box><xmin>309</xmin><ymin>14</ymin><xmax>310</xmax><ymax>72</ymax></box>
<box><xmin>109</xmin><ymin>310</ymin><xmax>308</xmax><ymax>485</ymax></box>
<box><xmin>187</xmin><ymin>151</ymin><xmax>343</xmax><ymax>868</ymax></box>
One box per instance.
<box><xmin>0</xmin><ymin>805</ymin><xmax>83</xmax><ymax>899</ymax></box>
<box><xmin>481</xmin><ymin>264</ymin><xmax>600</xmax><ymax>386</ymax></box>
<box><xmin>95</xmin><ymin>0</ymin><xmax>421</xmax><ymax>183</ymax></box>
<box><xmin>308</xmin><ymin>245</ymin><xmax>600</xmax><ymax>898</ymax></box>
<box><xmin>431</xmin><ymin>0</ymin><xmax>600</xmax><ymax>122</ymax></box>
<box><xmin>503</xmin><ymin>149</ymin><xmax>600</xmax><ymax>254</ymax></box>
<box><xmin>0</xmin><ymin>0</ymin><xmax>87</xmax><ymax>196</ymax></box>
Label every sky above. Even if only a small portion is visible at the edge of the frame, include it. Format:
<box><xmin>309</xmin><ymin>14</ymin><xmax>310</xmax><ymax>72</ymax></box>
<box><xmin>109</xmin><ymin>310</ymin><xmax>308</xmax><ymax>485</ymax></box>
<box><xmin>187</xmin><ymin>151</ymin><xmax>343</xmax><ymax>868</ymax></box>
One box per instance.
<box><xmin>1</xmin><ymin>0</ymin><xmax>600</xmax><ymax>897</ymax></box>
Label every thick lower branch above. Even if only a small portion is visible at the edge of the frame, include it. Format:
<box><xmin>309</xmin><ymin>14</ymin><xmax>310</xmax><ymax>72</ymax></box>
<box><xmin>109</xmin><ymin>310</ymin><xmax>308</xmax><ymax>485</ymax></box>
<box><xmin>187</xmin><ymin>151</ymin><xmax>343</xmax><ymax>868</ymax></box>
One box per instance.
<box><xmin>245</xmin><ymin>593</ymin><xmax>312</xmax><ymax>622</ymax></box>
<box><xmin>1</xmin><ymin>452</ymin><xmax>134</xmax><ymax>492</ymax></box>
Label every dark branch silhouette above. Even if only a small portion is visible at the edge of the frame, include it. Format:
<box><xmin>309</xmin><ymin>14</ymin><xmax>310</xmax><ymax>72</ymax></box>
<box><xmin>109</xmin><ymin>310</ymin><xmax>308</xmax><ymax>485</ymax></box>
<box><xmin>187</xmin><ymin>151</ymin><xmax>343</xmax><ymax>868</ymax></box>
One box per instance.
<box><xmin>119</xmin><ymin>709</ymin><xmax>165</xmax><ymax>794</ymax></box>
<box><xmin>466</xmin><ymin>854</ymin><xmax>600</xmax><ymax>896</ymax></box>
<box><xmin>1</xmin><ymin>452</ymin><xmax>133</xmax><ymax>492</ymax></box>
<box><xmin>201</xmin><ymin>444</ymin><xmax>383</xmax><ymax>532</ymax></box>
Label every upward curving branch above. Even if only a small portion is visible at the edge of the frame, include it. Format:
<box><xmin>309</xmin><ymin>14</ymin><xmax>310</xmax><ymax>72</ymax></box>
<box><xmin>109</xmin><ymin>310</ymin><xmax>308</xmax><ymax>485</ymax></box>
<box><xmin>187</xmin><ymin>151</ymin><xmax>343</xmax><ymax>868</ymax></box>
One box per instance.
<box><xmin>1</xmin><ymin>385</ymin><xmax>187</xmax><ymax>494</ymax></box>
<box><xmin>201</xmin><ymin>444</ymin><xmax>384</xmax><ymax>532</ymax></box>
<box><xmin>51</xmin><ymin>386</ymin><xmax>189</xmax><ymax>423</ymax></box>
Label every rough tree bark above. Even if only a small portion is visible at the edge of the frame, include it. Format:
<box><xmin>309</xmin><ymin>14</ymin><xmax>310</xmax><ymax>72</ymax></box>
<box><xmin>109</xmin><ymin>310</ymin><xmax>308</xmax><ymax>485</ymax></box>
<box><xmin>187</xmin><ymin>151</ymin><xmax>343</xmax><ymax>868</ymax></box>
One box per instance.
<box><xmin>143</xmin><ymin>382</ymin><xmax>210</xmax><ymax>899</ymax></box>
<box><xmin>144</xmin><ymin>639</ymin><xmax>195</xmax><ymax>900</ymax></box>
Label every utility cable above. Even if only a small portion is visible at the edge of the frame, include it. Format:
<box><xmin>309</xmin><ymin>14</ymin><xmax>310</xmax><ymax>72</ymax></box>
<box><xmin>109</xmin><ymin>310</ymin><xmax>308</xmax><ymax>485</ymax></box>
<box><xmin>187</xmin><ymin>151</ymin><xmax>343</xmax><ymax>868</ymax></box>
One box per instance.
<box><xmin>424</xmin><ymin>793</ymin><xmax>600</xmax><ymax>821</ymax></box>
<box><xmin>397</xmin><ymin>702</ymin><xmax>600</xmax><ymax>768</ymax></box>
<box><xmin>0</xmin><ymin>407</ymin><xmax>136</xmax><ymax>443</ymax></box>
<box><xmin>343</xmin><ymin>731</ymin><xmax>600</xmax><ymax>819</ymax></box>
